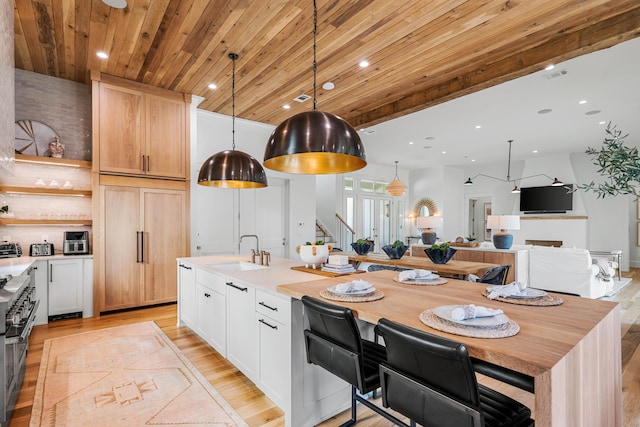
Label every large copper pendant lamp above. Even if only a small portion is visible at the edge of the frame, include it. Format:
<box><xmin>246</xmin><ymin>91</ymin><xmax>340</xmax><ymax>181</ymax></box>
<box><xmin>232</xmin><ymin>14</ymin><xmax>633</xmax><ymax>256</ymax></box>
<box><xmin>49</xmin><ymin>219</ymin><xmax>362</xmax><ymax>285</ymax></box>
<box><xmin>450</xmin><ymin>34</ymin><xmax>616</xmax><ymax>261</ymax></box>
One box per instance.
<box><xmin>263</xmin><ymin>0</ymin><xmax>366</xmax><ymax>174</ymax></box>
<box><xmin>198</xmin><ymin>53</ymin><xmax>268</xmax><ymax>189</ymax></box>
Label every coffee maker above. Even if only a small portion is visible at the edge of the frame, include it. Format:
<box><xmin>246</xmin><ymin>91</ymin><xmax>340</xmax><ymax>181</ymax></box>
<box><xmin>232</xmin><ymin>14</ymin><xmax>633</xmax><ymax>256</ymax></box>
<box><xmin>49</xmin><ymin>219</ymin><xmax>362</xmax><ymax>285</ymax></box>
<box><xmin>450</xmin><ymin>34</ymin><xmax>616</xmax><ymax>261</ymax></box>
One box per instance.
<box><xmin>63</xmin><ymin>231</ymin><xmax>89</xmax><ymax>255</ymax></box>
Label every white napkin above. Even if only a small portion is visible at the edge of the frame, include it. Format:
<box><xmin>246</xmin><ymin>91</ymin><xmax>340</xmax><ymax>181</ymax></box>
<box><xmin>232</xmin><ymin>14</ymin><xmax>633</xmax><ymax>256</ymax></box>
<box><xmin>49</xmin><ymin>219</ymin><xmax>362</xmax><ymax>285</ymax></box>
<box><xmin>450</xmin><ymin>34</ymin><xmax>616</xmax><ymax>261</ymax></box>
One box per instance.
<box><xmin>450</xmin><ymin>304</ymin><xmax>503</xmax><ymax>321</ymax></box>
<box><xmin>333</xmin><ymin>280</ymin><xmax>372</xmax><ymax>294</ymax></box>
<box><xmin>398</xmin><ymin>269</ymin><xmax>436</xmax><ymax>281</ymax></box>
<box><xmin>486</xmin><ymin>282</ymin><xmax>525</xmax><ymax>299</ymax></box>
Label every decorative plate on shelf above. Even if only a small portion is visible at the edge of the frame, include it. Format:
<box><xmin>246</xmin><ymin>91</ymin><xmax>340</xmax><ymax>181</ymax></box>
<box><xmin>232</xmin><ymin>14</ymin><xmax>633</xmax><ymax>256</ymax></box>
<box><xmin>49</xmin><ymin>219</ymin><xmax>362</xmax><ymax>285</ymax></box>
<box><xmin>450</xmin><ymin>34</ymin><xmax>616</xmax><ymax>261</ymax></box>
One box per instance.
<box><xmin>15</xmin><ymin>120</ymin><xmax>59</xmax><ymax>157</ymax></box>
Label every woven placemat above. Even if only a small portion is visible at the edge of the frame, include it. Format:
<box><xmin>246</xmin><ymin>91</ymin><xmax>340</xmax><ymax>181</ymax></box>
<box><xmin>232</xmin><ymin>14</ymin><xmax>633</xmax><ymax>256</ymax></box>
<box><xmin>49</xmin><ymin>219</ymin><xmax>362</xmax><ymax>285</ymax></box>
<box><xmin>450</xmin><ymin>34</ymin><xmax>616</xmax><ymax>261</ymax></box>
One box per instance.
<box><xmin>481</xmin><ymin>289</ymin><xmax>564</xmax><ymax>306</ymax></box>
<box><xmin>419</xmin><ymin>310</ymin><xmax>520</xmax><ymax>338</ymax></box>
<box><xmin>319</xmin><ymin>289</ymin><xmax>384</xmax><ymax>303</ymax></box>
<box><xmin>393</xmin><ymin>276</ymin><xmax>448</xmax><ymax>286</ymax></box>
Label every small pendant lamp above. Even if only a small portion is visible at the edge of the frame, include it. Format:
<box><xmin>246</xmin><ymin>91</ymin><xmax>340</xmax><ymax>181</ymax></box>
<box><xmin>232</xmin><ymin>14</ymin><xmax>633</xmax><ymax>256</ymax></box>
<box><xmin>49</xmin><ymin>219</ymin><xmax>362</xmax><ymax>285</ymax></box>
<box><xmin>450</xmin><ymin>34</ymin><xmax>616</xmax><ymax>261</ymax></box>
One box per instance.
<box><xmin>263</xmin><ymin>0</ymin><xmax>366</xmax><ymax>174</ymax></box>
<box><xmin>386</xmin><ymin>161</ymin><xmax>406</xmax><ymax>196</ymax></box>
<box><xmin>198</xmin><ymin>53</ymin><xmax>268</xmax><ymax>189</ymax></box>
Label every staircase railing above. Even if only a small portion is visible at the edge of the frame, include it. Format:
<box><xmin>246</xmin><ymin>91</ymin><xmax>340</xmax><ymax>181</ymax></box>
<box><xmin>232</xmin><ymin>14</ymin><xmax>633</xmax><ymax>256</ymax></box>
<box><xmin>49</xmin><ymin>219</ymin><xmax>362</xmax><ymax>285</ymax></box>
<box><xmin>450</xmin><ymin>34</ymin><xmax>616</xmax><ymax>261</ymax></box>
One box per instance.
<box><xmin>335</xmin><ymin>213</ymin><xmax>355</xmax><ymax>251</ymax></box>
<box><xmin>315</xmin><ymin>218</ymin><xmax>334</xmax><ymax>244</ymax></box>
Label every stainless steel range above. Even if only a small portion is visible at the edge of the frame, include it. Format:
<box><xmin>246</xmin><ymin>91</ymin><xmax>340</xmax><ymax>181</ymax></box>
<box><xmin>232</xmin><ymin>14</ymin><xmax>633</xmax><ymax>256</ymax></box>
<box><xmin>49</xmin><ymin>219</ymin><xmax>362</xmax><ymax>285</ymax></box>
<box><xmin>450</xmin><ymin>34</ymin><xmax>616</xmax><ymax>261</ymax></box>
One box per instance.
<box><xmin>0</xmin><ymin>267</ymin><xmax>38</xmax><ymax>426</ymax></box>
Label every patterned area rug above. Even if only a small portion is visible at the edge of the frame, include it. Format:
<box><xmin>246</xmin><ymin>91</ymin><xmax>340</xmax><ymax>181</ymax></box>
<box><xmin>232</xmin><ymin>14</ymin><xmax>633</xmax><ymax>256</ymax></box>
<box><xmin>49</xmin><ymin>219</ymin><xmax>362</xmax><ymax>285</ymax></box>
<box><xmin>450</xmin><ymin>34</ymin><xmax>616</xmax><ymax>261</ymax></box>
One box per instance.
<box><xmin>30</xmin><ymin>321</ymin><xmax>248</xmax><ymax>427</ymax></box>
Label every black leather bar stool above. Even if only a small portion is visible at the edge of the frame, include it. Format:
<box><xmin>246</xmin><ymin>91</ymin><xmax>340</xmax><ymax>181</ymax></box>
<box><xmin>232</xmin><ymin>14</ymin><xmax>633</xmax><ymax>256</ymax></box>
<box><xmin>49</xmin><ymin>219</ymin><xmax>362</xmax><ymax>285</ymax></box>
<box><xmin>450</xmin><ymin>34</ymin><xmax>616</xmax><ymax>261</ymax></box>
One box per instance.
<box><xmin>376</xmin><ymin>318</ymin><xmax>534</xmax><ymax>427</ymax></box>
<box><xmin>301</xmin><ymin>296</ymin><xmax>409</xmax><ymax>427</ymax></box>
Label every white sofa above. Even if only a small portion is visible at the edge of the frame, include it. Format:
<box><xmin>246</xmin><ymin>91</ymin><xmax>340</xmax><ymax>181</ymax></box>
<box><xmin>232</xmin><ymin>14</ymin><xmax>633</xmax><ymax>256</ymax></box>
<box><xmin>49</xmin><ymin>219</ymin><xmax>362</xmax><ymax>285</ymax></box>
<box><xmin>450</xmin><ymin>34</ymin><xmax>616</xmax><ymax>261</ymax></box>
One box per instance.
<box><xmin>528</xmin><ymin>246</ymin><xmax>616</xmax><ymax>298</ymax></box>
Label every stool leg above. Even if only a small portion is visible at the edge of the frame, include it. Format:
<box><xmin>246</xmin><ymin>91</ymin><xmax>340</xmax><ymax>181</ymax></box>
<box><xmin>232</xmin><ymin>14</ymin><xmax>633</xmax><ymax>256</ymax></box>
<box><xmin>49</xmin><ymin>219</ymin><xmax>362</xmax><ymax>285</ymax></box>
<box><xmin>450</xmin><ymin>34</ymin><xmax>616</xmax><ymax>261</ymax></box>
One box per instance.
<box><xmin>338</xmin><ymin>386</ymin><xmax>357</xmax><ymax>427</ymax></box>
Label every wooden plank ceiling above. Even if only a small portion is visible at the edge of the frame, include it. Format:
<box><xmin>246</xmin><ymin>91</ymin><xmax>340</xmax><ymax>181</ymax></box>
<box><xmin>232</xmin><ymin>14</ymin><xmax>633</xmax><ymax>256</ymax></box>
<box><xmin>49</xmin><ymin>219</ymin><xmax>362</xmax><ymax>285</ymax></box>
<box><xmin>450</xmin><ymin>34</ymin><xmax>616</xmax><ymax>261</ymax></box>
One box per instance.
<box><xmin>13</xmin><ymin>0</ymin><xmax>640</xmax><ymax>129</ymax></box>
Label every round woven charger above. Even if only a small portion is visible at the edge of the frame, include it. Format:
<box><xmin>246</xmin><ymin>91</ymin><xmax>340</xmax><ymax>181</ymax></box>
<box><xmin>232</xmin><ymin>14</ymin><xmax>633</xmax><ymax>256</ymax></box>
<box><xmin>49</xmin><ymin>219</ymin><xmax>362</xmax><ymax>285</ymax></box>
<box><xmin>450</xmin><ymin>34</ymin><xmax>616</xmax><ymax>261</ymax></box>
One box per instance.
<box><xmin>319</xmin><ymin>289</ymin><xmax>384</xmax><ymax>303</ymax></box>
<box><xmin>419</xmin><ymin>310</ymin><xmax>520</xmax><ymax>339</ymax></box>
<box><xmin>393</xmin><ymin>277</ymin><xmax>448</xmax><ymax>286</ymax></box>
<box><xmin>481</xmin><ymin>289</ymin><xmax>564</xmax><ymax>306</ymax></box>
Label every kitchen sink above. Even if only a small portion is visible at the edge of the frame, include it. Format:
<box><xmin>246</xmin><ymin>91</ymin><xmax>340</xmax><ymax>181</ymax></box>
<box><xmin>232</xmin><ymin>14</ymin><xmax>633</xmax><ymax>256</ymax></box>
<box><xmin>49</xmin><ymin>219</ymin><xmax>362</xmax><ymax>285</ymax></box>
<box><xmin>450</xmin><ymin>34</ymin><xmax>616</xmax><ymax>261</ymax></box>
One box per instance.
<box><xmin>208</xmin><ymin>261</ymin><xmax>268</xmax><ymax>271</ymax></box>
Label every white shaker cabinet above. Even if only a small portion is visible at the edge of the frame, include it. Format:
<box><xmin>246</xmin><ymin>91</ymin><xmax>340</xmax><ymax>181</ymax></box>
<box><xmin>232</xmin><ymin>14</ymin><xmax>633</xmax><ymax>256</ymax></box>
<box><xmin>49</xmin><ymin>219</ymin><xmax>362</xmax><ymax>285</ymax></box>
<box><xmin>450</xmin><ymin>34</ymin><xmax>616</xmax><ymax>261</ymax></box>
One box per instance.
<box><xmin>255</xmin><ymin>289</ymin><xmax>290</xmax><ymax>408</ymax></box>
<box><xmin>48</xmin><ymin>258</ymin><xmax>83</xmax><ymax>317</ymax></box>
<box><xmin>195</xmin><ymin>269</ymin><xmax>227</xmax><ymax>356</ymax></box>
<box><xmin>226</xmin><ymin>278</ymin><xmax>258</xmax><ymax>381</ymax></box>
<box><xmin>33</xmin><ymin>259</ymin><xmax>49</xmax><ymax>325</ymax></box>
<box><xmin>177</xmin><ymin>262</ymin><xmax>196</xmax><ymax>329</ymax></box>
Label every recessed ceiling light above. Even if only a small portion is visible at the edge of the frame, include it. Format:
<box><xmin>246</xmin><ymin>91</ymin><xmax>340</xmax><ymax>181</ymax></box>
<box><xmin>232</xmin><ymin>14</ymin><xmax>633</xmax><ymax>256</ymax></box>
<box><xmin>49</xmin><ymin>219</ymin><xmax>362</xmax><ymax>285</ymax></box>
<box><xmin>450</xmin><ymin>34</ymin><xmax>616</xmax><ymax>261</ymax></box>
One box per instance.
<box><xmin>208</xmin><ymin>83</ymin><xmax>217</xmax><ymax>90</ymax></box>
<box><xmin>471</xmin><ymin>159</ymin><xmax>476</xmax><ymax>162</ymax></box>
<box><xmin>96</xmin><ymin>51</ymin><xmax>108</xmax><ymax>59</ymax></box>
<box><xmin>423</xmin><ymin>146</ymin><xmax>432</xmax><ymax>149</ymax></box>
<box><xmin>441</xmin><ymin>151</ymin><xmax>446</xmax><ymax>154</ymax></box>
<box><xmin>537</xmin><ymin>109</ymin><xmax>552</xmax><ymax>114</ymax></box>
<box><xmin>599</xmin><ymin>121</ymin><xmax>606</xmax><ymax>125</ymax></box>
<box><xmin>545</xmin><ymin>64</ymin><xmax>555</xmax><ymax>71</ymax></box>
<box><xmin>579</xmin><ymin>100</ymin><xmax>587</xmax><ymax>104</ymax></box>
<box><xmin>409</xmin><ymin>141</ymin><xmax>414</xmax><ymax>145</ymax></box>
<box><xmin>101</xmin><ymin>0</ymin><xmax>127</xmax><ymax>8</ymax></box>
<box><xmin>533</xmin><ymin>150</ymin><xmax>538</xmax><ymax>153</ymax></box>
<box><xmin>424</xmin><ymin>136</ymin><xmax>435</xmax><ymax>140</ymax></box>
<box><xmin>359</xmin><ymin>60</ymin><xmax>369</xmax><ymax>68</ymax></box>
<box><xmin>475</xmin><ymin>125</ymin><xmax>481</xmax><ymax>129</ymax></box>
<box><xmin>283</xmin><ymin>104</ymin><xmax>290</xmax><ymax>110</ymax></box>
<box><xmin>322</xmin><ymin>82</ymin><xmax>335</xmax><ymax>90</ymax></box>
<box><xmin>585</xmin><ymin>110</ymin><xmax>601</xmax><ymax>115</ymax></box>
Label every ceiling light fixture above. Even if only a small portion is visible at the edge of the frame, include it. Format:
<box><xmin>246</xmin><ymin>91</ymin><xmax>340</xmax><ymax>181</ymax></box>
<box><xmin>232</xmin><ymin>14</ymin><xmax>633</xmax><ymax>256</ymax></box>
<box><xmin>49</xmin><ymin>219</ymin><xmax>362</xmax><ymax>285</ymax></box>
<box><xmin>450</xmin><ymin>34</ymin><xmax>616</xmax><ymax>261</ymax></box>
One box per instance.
<box><xmin>96</xmin><ymin>51</ymin><xmax>108</xmax><ymax>59</ymax></box>
<box><xmin>263</xmin><ymin>0</ymin><xmax>366</xmax><ymax>174</ymax></box>
<box><xmin>101</xmin><ymin>0</ymin><xmax>127</xmax><ymax>8</ymax></box>
<box><xmin>198</xmin><ymin>53</ymin><xmax>268</xmax><ymax>189</ymax></box>
<box><xmin>208</xmin><ymin>83</ymin><xmax>217</xmax><ymax>90</ymax></box>
<box><xmin>463</xmin><ymin>140</ymin><xmax>563</xmax><ymax>190</ymax></box>
<box><xmin>386</xmin><ymin>161</ymin><xmax>406</xmax><ymax>196</ymax></box>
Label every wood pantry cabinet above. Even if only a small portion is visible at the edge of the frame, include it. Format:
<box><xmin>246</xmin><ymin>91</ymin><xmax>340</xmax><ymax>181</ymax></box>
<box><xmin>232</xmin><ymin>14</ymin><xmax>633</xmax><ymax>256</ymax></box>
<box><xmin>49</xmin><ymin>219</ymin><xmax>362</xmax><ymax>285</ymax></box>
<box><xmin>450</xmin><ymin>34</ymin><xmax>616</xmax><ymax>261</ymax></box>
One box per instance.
<box><xmin>96</xmin><ymin>176</ymin><xmax>187</xmax><ymax>313</ymax></box>
<box><xmin>91</xmin><ymin>72</ymin><xmax>190</xmax><ymax>180</ymax></box>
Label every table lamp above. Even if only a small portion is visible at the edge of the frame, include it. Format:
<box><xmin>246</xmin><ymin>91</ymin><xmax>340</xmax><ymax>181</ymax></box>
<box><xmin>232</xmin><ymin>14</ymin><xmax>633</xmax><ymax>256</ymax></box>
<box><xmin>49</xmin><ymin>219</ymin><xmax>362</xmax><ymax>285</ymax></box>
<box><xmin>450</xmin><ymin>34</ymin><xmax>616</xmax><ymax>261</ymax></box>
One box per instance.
<box><xmin>487</xmin><ymin>215</ymin><xmax>520</xmax><ymax>249</ymax></box>
<box><xmin>416</xmin><ymin>216</ymin><xmax>443</xmax><ymax>245</ymax></box>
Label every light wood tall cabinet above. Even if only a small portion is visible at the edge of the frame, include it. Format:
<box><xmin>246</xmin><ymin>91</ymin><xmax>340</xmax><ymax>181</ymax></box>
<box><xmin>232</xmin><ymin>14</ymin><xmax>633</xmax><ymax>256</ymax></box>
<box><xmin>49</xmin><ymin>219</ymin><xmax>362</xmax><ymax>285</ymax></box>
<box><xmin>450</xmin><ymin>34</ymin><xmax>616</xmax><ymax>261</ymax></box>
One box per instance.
<box><xmin>97</xmin><ymin>177</ymin><xmax>187</xmax><ymax>313</ymax></box>
<box><xmin>91</xmin><ymin>71</ymin><xmax>190</xmax><ymax>180</ymax></box>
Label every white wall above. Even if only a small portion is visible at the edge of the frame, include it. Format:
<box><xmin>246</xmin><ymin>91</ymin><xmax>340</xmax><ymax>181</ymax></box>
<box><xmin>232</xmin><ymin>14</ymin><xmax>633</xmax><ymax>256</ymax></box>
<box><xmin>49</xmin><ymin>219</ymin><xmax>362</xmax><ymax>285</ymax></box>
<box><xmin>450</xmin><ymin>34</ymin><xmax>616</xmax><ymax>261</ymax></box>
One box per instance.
<box><xmin>0</xmin><ymin>0</ymin><xmax>13</xmax><ymax>176</ymax></box>
<box><xmin>191</xmin><ymin>110</ymin><xmax>316</xmax><ymax>259</ymax></box>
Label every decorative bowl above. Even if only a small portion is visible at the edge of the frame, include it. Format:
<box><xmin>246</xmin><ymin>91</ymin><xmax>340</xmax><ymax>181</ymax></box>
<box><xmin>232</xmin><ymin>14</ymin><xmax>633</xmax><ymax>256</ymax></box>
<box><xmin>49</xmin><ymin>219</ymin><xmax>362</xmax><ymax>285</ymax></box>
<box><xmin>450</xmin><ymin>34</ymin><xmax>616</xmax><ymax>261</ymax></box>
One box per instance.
<box><xmin>381</xmin><ymin>244</ymin><xmax>409</xmax><ymax>259</ymax></box>
<box><xmin>351</xmin><ymin>241</ymin><xmax>374</xmax><ymax>255</ymax></box>
<box><xmin>296</xmin><ymin>244</ymin><xmax>332</xmax><ymax>269</ymax></box>
<box><xmin>424</xmin><ymin>247</ymin><xmax>457</xmax><ymax>264</ymax></box>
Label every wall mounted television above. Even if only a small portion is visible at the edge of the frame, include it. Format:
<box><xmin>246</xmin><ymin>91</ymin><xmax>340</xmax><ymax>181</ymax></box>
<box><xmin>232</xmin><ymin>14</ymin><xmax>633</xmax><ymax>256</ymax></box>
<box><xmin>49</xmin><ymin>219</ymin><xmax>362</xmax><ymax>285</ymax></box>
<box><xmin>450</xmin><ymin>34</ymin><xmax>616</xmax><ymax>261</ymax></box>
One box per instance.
<box><xmin>519</xmin><ymin>184</ymin><xmax>574</xmax><ymax>214</ymax></box>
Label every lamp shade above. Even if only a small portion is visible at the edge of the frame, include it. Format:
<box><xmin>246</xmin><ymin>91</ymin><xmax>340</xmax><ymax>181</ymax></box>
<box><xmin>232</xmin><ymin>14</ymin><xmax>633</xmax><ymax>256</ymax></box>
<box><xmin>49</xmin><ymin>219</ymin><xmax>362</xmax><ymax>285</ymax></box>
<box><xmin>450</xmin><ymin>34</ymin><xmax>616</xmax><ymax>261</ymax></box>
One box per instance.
<box><xmin>416</xmin><ymin>216</ymin><xmax>443</xmax><ymax>229</ymax></box>
<box><xmin>198</xmin><ymin>150</ymin><xmax>268</xmax><ymax>188</ymax></box>
<box><xmin>487</xmin><ymin>215</ymin><xmax>520</xmax><ymax>230</ymax></box>
<box><xmin>263</xmin><ymin>111</ymin><xmax>366</xmax><ymax>174</ymax></box>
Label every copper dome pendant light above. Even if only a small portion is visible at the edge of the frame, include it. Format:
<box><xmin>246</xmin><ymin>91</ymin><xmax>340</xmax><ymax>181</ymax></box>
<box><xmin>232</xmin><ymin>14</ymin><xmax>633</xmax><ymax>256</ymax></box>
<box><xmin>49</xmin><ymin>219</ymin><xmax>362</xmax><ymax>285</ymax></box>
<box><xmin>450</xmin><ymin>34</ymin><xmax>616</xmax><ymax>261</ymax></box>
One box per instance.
<box><xmin>198</xmin><ymin>53</ymin><xmax>268</xmax><ymax>189</ymax></box>
<box><xmin>263</xmin><ymin>0</ymin><xmax>366</xmax><ymax>174</ymax></box>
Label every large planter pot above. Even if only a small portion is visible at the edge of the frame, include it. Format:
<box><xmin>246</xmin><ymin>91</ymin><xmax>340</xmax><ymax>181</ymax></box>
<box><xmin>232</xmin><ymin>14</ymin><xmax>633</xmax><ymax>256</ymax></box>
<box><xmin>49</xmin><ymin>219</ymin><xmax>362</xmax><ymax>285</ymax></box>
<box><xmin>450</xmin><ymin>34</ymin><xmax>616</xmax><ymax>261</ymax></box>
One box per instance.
<box><xmin>351</xmin><ymin>241</ymin><xmax>374</xmax><ymax>255</ymax></box>
<box><xmin>424</xmin><ymin>247</ymin><xmax>457</xmax><ymax>264</ymax></box>
<box><xmin>296</xmin><ymin>244</ymin><xmax>332</xmax><ymax>269</ymax></box>
<box><xmin>381</xmin><ymin>244</ymin><xmax>409</xmax><ymax>259</ymax></box>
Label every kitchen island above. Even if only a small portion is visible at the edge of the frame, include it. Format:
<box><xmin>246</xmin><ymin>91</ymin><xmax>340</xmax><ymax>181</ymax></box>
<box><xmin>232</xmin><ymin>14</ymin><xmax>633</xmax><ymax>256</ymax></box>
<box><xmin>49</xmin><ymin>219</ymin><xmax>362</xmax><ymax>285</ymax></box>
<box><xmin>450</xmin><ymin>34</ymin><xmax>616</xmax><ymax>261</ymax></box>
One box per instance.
<box><xmin>278</xmin><ymin>270</ymin><xmax>622</xmax><ymax>426</ymax></box>
<box><xmin>178</xmin><ymin>255</ymin><xmax>622</xmax><ymax>426</ymax></box>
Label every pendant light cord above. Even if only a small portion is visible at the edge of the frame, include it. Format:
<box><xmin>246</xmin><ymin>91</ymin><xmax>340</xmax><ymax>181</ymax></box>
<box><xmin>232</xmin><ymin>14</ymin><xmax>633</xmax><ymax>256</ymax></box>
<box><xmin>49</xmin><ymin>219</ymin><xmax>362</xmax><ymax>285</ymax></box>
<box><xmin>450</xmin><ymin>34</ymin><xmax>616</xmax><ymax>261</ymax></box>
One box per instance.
<box><xmin>394</xmin><ymin>160</ymin><xmax>400</xmax><ymax>179</ymax></box>
<box><xmin>506</xmin><ymin>139</ymin><xmax>513</xmax><ymax>181</ymax></box>
<box><xmin>313</xmin><ymin>0</ymin><xmax>317</xmax><ymax>111</ymax></box>
<box><xmin>230</xmin><ymin>53</ymin><xmax>238</xmax><ymax>151</ymax></box>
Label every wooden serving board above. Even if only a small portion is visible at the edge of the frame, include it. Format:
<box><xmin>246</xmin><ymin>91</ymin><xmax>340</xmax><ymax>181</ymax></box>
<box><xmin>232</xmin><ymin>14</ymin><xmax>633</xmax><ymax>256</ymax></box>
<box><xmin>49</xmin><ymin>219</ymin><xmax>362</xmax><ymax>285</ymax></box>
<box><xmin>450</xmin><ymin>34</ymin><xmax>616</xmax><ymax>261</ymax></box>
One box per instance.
<box><xmin>449</xmin><ymin>242</ymin><xmax>479</xmax><ymax>247</ymax></box>
<box><xmin>291</xmin><ymin>266</ymin><xmax>365</xmax><ymax>277</ymax></box>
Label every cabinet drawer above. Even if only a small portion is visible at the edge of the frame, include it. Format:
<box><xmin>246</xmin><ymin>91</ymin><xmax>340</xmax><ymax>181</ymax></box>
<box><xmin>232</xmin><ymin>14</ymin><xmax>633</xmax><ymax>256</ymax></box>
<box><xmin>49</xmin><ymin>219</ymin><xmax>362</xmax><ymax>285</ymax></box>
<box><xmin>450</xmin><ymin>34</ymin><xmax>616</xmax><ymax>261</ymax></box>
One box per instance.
<box><xmin>255</xmin><ymin>290</ymin><xmax>290</xmax><ymax>325</ymax></box>
<box><xmin>196</xmin><ymin>268</ymin><xmax>226</xmax><ymax>294</ymax></box>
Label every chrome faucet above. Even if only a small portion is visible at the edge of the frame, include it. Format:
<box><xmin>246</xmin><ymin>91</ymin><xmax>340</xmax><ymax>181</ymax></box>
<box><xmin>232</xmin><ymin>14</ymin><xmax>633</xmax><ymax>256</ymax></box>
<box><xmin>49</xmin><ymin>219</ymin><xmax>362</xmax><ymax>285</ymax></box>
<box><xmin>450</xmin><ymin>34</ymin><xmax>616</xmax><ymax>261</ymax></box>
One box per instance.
<box><xmin>240</xmin><ymin>234</ymin><xmax>260</xmax><ymax>262</ymax></box>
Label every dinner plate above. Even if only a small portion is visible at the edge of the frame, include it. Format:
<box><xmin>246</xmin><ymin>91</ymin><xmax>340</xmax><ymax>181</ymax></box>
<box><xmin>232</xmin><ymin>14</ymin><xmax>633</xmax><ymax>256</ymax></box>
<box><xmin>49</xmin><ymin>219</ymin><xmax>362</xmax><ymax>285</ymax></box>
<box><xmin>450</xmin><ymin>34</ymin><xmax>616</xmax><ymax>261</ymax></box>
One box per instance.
<box><xmin>432</xmin><ymin>305</ymin><xmax>510</xmax><ymax>327</ymax></box>
<box><xmin>396</xmin><ymin>274</ymin><xmax>440</xmax><ymax>282</ymax></box>
<box><xmin>327</xmin><ymin>284</ymin><xmax>375</xmax><ymax>296</ymax></box>
<box><xmin>506</xmin><ymin>288</ymin><xmax>547</xmax><ymax>299</ymax></box>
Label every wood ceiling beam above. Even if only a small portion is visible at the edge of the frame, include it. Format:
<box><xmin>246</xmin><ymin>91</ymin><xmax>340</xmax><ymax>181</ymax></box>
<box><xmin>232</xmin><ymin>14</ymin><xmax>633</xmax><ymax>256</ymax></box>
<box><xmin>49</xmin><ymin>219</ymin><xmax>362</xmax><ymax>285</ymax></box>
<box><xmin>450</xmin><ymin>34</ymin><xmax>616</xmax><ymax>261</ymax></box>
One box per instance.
<box><xmin>347</xmin><ymin>6</ymin><xmax>640</xmax><ymax>129</ymax></box>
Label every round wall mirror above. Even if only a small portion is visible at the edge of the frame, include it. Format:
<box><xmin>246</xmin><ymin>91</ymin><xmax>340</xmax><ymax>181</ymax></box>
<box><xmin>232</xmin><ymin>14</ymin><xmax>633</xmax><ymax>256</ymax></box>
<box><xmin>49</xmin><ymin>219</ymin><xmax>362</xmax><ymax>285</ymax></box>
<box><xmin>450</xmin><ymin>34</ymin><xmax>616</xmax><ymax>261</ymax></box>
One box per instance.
<box><xmin>413</xmin><ymin>197</ymin><xmax>438</xmax><ymax>224</ymax></box>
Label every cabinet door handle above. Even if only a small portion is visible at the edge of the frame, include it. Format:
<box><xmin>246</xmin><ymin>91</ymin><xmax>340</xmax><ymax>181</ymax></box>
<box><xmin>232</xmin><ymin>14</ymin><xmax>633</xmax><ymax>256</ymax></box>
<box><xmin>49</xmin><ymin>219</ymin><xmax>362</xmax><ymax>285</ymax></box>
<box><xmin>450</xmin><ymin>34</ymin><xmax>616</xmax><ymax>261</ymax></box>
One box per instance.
<box><xmin>179</xmin><ymin>264</ymin><xmax>192</xmax><ymax>270</ymax></box>
<box><xmin>225</xmin><ymin>282</ymin><xmax>248</xmax><ymax>292</ymax></box>
<box><xmin>141</xmin><ymin>155</ymin><xmax>146</xmax><ymax>172</ymax></box>
<box><xmin>258</xmin><ymin>318</ymin><xmax>278</xmax><ymax>330</ymax></box>
<box><xmin>140</xmin><ymin>231</ymin><xmax>145</xmax><ymax>263</ymax></box>
<box><xmin>204</xmin><ymin>293</ymin><xmax>211</xmax><ymax>298</ymax></box>
<box><xmin>258</xmin><ymin>301</ymin><xmax>278</xmax><ymax>312</ymax></box>
<box><xmin>146</xmin><ymin>155</ymin><xmax>150</xmax><ymax>172</ymax></box>
<box><xmin>136</xmin><ymin>231</ymin><xmax>142</xmax><ymax>263</ymax></box>
<box><xmin>49</xmin><ymin>264</ymin><xmax>53</xmax><ymax>282</ymax></box>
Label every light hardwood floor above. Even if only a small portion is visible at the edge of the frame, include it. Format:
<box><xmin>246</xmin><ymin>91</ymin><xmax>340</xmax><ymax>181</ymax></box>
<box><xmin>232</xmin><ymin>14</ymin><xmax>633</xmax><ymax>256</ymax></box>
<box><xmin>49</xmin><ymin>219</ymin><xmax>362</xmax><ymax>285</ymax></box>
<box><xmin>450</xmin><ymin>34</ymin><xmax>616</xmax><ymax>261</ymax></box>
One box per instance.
<box><xmin>9</xmin><ymin>269</ymin><xmax>640</xmax><ymax>427</ymax></box>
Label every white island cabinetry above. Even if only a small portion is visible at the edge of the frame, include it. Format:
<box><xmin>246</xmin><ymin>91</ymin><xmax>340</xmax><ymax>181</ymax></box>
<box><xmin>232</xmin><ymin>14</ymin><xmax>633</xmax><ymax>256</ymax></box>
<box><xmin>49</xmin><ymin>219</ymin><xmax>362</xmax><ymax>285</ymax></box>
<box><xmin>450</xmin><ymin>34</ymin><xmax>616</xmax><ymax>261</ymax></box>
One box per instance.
<box><xmin>176</xmin><ymin>255</ymin><xmax>350</xmax><ymax>427</ymax></box>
